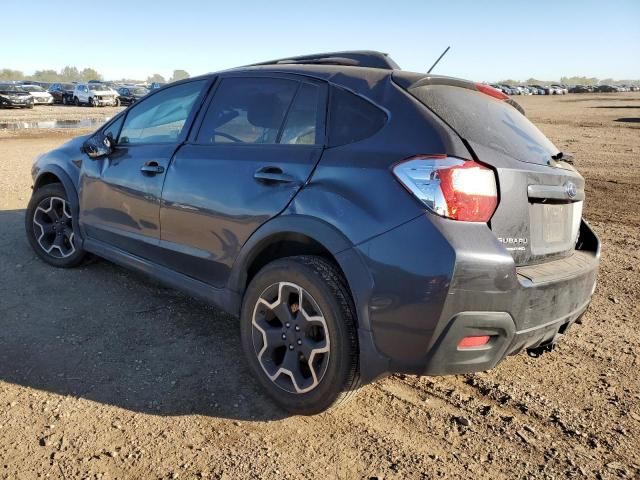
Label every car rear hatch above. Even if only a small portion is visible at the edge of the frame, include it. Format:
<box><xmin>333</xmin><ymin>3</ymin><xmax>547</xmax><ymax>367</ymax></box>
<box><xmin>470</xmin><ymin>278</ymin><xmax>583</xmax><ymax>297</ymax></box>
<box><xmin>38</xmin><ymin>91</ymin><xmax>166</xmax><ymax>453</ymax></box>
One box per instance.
<box><xmin>394</xmin><ymin>74</ymin><xmax>584</xmax><ymax>266</ymax></box>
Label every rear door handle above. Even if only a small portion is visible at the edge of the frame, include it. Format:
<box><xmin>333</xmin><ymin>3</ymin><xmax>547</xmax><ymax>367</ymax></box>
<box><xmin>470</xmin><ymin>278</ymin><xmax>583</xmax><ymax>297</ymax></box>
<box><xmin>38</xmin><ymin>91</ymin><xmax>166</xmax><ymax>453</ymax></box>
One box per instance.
<box><xmin>253</xmin><ymin>166</ymin><xmax>295</xmax><ymax>184</ymax></box>
<box><xmin>141</xmin><ymin>161</ymin><xmax>165</xmax><ymax>175</ymax></box>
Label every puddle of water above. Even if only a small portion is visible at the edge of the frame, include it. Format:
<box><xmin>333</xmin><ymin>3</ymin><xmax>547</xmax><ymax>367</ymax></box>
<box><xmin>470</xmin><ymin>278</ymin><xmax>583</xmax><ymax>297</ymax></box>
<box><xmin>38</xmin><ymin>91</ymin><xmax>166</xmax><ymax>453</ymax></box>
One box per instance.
<box><xmin>0</xmin><ymin>118</ymin><xmax>109</xmax><ymax>130</ymax></box>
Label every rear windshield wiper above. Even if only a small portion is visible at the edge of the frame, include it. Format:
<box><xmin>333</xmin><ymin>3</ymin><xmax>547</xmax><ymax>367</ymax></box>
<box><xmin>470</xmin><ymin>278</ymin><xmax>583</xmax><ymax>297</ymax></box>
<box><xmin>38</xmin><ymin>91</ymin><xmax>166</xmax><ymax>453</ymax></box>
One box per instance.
<box><xmin>551</xmin><ymin>151</ymin><xmax>574</xmax><ymax>164</ymax></box>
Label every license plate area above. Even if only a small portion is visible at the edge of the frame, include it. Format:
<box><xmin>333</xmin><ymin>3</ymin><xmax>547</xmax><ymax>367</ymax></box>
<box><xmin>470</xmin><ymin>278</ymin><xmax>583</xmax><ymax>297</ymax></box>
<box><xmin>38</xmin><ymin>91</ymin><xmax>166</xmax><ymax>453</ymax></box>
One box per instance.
<box><xmin>543</xmin><ymin>204</ymin><xmax>565</xmax><ymax>243</ymax></box>
<box><xmin>529</xmin><ymin>202</ymin><xmax>582</xmax><ymax>257</ymax></box>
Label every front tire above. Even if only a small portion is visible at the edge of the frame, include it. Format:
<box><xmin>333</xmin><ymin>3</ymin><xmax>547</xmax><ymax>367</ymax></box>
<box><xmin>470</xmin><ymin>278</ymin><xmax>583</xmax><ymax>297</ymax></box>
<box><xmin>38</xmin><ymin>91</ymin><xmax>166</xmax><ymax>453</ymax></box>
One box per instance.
<box><xmin>25</xmin><ymin>183</ymin><xmax>86</xmax><ymax>268</ymax></box>
<box><xmin>240</xmin><ymin>255</ymin><xmax>359</xmax><ymax>414</ymax></box>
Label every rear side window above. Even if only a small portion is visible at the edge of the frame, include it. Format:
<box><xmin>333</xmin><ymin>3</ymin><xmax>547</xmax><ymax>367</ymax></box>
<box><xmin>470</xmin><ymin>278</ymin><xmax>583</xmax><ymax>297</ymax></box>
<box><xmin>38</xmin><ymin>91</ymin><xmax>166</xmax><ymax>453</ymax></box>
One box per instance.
<box><xmin>197</xmin><ymin>78</ymin><xmax>298</xmax><ymax>144</ymax></box>
<box><xmin>328</xmin><ymin>86</ymin><xmax>387</xmax><ymax>147</ymax></box>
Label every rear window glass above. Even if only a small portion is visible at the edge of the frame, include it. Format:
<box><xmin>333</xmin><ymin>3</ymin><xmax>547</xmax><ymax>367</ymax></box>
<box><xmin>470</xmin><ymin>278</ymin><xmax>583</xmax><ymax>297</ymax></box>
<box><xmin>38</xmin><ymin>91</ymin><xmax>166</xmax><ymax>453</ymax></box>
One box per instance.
<box><xmin>328</xmin><ymin>86</ymin><xmax>387</xmax><ymax>147</ymax></box>
<box><xmin>409</xmin><ymin>85</ymin><xmax>558</xmax><ymax>165</ymax></box>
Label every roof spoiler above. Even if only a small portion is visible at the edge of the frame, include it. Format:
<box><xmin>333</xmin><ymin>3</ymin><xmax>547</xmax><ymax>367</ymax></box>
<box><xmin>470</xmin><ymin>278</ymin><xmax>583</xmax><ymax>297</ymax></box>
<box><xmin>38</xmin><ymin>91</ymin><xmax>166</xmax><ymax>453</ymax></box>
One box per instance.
<box><xmin>248</xmin><ymin>50</ymin><xmax>400</xmax><ymax>70</ymax></box>
<box><xmin>393</xmin><ymin>73</ymin><xmax>526</xmax><ymax>116</ymax></box>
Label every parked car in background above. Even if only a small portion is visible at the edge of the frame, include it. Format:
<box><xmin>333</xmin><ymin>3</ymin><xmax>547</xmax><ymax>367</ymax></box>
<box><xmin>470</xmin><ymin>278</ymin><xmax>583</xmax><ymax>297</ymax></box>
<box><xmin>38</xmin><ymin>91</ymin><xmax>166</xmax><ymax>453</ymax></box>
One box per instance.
<box><xmin>530</xmin><ymin>85</ymin><xmax>551</xmax><ymax>95</ymax></box>
<box><xmin>25</xmin><ymin>50</ymin><xmax>600</xmax><ymax>414</ymax></box>
<box><xmin>569</xmin><ymin>85</ymin><xmax>590</xmax><ymax>93</ymax></box>
<box><xmin>497</xmin><ymin>84</ymin><xmax>516</xmax><ymax>95</ymax></box>
<box><xmin>528</xmin><ymin>85</ymin><xmax>544</xmax><ymax>95</ymax></box>
<box><xmin>502</xmin><ymin>84</ymin><xmax>520</xmax><ymax>95</ymax></box>
<box><xmin>595</xmin><ymin>85</ymin><xmax>618</xmax><ymax>93</ymax></box>
<box><xmin>0</xmin><ymin>83</ymin><xmax>34</xmax><ymax>108</ymax></box>
<box><xmin>19</xmin><ymin>84</ymin><xmax>54</xmax><ymax>105</ymax></box>
<box><xmin>49</xmin><ymin>83</ymin><xmax>76</xmax><ymax>104</ymax></box>
<box><xmin>116</xmin><ymin>86</ymin><xmax>149</xmax><ymax>106</ymax></box>
<box><xmin>149</xmin><ymin>82</ymin><xmax>166</xmax><ymax>90</ymax></box>
<box><xmin>551</xmin><ymin>85</ymin><xmax>568</xmax><ymax>95</ymax></box>
<box><xmin>73</xmin><ymin>83</ymin><xmax>119</xmax><ymax>106</ymax></box>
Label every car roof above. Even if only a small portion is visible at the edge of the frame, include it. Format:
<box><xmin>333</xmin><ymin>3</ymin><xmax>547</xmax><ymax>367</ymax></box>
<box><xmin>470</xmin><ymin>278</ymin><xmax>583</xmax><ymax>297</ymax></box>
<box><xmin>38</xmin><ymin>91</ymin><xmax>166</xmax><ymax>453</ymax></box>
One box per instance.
<box><xmin>167</xmin><ymin>51</ymin><xmax>473</xmax><ymax>105</ymax></box>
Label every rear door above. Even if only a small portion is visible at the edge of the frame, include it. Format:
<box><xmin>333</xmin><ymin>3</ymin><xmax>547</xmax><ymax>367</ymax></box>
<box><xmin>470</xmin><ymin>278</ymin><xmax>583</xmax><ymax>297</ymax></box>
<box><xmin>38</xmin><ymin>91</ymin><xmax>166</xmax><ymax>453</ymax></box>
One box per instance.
<box><xmin>158</xmin><ymin>74</ymin><xmax>327</xmax><ymax>287</ymax></box>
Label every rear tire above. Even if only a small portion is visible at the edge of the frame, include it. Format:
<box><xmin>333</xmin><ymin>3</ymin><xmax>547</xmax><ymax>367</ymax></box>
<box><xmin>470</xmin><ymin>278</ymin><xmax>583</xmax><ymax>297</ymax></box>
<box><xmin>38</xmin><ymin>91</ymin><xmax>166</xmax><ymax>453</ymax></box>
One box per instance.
<box><xmin>25</xmin><ymin>183</ymin><xmax>86</xmax><ymax>268</ymax></box>
<box><xmin>240</xmin><ymin>255</ymin><xmax>360</xmax><ymax>415</ymax></box>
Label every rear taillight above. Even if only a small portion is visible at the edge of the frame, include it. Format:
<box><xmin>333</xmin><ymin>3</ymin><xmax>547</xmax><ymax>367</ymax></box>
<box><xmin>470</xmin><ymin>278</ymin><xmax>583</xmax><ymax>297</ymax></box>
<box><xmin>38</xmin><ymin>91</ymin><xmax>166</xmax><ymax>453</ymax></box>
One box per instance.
<box><xmin>393</xmin><ymin>156</ymin><xmax>498</xmax><ymax>222</ymax></box>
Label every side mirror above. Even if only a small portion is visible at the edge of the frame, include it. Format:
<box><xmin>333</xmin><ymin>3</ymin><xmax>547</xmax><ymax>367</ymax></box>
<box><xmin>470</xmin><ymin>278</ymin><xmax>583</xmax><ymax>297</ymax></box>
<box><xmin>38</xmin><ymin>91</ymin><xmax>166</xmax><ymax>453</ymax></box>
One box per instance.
<box><xmin>84</xmin><ymin>132</ymin><xmax>113</xmax><ymax>159</ymax></box>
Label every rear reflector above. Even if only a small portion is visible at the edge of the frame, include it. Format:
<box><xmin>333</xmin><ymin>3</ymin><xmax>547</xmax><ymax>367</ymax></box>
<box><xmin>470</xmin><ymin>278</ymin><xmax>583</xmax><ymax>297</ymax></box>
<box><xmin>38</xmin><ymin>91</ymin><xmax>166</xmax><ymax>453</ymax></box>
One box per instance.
<box><xmin>393</xmin><ymin>156</ymin><xmax>498</xmax><ymax>222</ymax></box>
<box><xmin>458</xmin><ymin>335</ymin><xmax>491</xmax><ymax>349</ymax></box>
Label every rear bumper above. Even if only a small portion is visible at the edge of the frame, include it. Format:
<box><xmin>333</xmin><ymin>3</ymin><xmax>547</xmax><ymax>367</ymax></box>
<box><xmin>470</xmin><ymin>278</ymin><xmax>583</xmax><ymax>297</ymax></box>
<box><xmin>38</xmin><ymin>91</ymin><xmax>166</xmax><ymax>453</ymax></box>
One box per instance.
<box><xmin>353</xmin><ymin>215</ymin><xmax>599</xmax><ymax>380</ymax></box>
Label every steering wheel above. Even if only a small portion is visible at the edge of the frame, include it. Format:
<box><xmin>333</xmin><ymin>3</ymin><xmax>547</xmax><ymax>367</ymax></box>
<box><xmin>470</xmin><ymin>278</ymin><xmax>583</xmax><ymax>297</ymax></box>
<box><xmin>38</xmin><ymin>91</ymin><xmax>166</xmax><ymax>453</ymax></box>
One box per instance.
<box><xmin>214</xmin><ymin>131</ymin><xmax>243</xmax><ymax>143</ymax></box>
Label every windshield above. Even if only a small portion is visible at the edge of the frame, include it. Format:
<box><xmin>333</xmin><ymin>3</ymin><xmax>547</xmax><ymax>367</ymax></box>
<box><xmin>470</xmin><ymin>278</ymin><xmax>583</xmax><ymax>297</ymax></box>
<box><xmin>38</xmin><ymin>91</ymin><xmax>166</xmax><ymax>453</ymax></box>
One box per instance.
<box><xmin>21</xmin><ymin>85</ymin><xmax>45</xmax><ymax>92</ymax></box>
<box><xmin>88</xmin><ymin>84</ymin><xmax>108</xmax><ymax>91</ymax></box>
<box><xmin>0</xmin><ymin>84</ymin><xmax>21</xmax><ymax>92</ymax></box>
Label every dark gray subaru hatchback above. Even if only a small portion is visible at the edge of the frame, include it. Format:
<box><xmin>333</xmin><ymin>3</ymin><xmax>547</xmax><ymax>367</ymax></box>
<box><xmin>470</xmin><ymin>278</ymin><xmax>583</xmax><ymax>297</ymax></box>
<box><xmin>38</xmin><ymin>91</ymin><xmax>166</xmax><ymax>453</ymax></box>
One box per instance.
<box><xmin>26</xmin><ymin>51</ymin><xmax>600</xmax><ymax>414</ymax></box>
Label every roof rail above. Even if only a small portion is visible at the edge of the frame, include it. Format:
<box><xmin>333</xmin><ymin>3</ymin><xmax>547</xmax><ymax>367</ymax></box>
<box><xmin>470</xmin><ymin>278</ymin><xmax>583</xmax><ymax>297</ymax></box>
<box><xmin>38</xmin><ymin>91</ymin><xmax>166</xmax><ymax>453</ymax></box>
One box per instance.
<box><xmin>249</xmin><ymin>50</ymin><xmax>400</xmax><ymax>70</ymax></box>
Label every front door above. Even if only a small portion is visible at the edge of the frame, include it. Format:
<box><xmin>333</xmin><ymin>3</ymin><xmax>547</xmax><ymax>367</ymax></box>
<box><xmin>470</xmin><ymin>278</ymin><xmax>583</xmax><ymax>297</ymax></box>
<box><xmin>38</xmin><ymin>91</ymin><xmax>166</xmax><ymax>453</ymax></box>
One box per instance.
<box><xmin>78</xmin><ymin>79</ymin><xmax>209</xmax><ymax>260</ymax></box>
<box><xmin>158</xmin><ymin>75</ymin><xmax>327</xmax><ymax>287</ymax></box>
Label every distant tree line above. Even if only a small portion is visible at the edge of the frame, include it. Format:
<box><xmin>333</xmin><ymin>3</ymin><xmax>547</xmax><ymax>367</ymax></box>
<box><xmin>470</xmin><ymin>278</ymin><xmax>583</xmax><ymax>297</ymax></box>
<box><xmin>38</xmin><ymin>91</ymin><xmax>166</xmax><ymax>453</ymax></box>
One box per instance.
<box><xmin>496</xmin><ymin>76</ymin><xmax>639</xmax><ymax>86</ymax></box>
<box><xmin>0</xmin><ymin>67</ymin><xmax>191</xmax><ymax>84</ymax></box>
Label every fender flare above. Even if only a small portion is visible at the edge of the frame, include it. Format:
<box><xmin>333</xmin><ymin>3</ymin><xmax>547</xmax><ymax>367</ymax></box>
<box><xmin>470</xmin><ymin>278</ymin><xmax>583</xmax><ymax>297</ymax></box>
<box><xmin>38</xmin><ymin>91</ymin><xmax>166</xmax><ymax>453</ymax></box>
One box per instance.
<box><xmin>227</xmin><ymin>214</ymin><xmax>374</xmax><ymax>331</ymax></box>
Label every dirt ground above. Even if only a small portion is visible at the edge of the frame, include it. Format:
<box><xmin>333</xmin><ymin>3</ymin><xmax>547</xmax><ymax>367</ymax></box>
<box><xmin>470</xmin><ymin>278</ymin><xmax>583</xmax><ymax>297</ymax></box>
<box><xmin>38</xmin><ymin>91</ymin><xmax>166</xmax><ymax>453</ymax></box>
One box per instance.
<box><xmin>0</xmin><ymin>94</ymin><xmax>639</xmax><ymax>480</ymax></box>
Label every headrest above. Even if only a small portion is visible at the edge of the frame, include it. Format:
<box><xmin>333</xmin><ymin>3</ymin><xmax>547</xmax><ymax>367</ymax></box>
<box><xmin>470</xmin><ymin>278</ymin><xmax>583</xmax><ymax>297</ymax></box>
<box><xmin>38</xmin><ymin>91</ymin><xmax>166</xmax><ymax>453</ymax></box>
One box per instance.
<box><xmin>246</xmin><ymin>93</ymin><xmax>285</xmax><ymax>129</ymax></box>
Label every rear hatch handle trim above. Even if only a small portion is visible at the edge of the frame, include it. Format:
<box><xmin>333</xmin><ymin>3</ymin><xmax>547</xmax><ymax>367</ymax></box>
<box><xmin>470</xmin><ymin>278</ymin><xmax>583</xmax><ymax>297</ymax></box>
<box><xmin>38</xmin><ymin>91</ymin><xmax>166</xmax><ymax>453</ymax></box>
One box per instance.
<box><xmin>527</xmin><ymin>184</ymin><xmax>585</xmax><ymax>202</ymax></box>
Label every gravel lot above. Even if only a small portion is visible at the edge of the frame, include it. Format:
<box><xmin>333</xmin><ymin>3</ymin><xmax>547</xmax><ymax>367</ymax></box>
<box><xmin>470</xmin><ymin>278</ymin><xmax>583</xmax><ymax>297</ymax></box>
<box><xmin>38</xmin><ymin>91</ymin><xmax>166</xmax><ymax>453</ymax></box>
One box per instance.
<box><xmin>0</xmin><ymin>94</ymin><xmax>639</xmax><ymax>479</ymax></box>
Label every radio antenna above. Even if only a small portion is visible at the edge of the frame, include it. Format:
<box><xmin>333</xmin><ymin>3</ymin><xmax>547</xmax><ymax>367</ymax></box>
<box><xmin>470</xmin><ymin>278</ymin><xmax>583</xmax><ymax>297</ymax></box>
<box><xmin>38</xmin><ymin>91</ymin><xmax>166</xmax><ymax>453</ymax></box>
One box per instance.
<box><xmin>427</xmin><ymin>46</ymin><xmax>451</xmax><ymax>74</ymax></box>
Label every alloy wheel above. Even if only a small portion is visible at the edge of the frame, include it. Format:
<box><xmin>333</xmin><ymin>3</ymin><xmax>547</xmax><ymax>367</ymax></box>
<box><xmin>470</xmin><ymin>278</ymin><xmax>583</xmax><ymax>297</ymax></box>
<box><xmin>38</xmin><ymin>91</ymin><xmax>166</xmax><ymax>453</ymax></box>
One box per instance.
<box><xmin>32</xmin><ymin>196</ymin><xmax>76</xmax><ymax>258</ymax></box>
<box><xmin>251</xmin><ymin>282</ymin><xmax>330</xmax><ymax>394</ymax></box>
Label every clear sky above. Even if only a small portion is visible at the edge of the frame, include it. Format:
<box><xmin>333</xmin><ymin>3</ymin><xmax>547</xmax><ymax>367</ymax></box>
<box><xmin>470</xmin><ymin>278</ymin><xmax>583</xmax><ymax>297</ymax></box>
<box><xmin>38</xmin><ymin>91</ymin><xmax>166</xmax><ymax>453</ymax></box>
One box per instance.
<box><xmin>2</xmin><ymin>0</ymin><xmax>639</xmax><ymax>82</ymax></box>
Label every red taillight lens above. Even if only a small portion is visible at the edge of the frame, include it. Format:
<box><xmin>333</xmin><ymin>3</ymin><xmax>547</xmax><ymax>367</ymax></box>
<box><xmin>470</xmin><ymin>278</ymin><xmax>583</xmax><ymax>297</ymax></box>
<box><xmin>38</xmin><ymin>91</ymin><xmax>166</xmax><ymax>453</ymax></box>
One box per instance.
<box><xmin>458</xmin><ymin>335</ymin><xmax>491</xmax><ymax>349</ymax></box>
<box><xmin>475</xmin><ymin>83</ymin><xmax>509</xmax><ymax>101</ymax></box>
<box><xmin>393</xmin><ymin>156</ymin><xmax>498</xmax><ymax>222</ymax></box>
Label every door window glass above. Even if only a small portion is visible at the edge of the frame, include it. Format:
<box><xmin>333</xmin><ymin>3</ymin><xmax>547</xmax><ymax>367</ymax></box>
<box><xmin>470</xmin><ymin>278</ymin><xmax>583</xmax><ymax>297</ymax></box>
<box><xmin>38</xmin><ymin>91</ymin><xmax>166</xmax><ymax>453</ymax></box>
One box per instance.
<box><xmin>103</xmin><ymin>115</ymin><xmax>124</xmax><ymax>141</ymax></box>
<box><xmin>119</xmin><ymin>80</ymin><xmax>206</xmax><ymax>145</ymax></box>
<box><xmin>197</xmin><ymin>78</ymin><xmax>297</xmax><ymax>144</ymax></box>
<box><xmin>280</xmin><ymin>83</ymin><xmax>323</xmax><ymax>145</ymax></box>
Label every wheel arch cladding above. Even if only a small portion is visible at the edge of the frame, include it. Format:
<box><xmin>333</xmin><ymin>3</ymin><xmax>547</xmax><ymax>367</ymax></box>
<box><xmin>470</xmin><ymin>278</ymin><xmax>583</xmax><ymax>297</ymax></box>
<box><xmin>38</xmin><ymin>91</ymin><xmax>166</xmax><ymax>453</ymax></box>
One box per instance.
<box><xmin>227</xmin><ymin>215</ymin><xmax>375</xmax><ymax>330</ymax></box>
